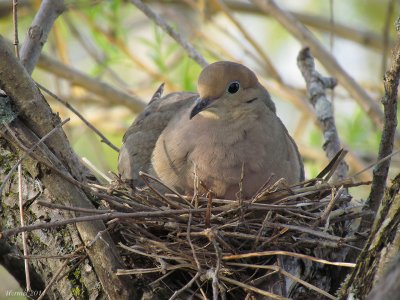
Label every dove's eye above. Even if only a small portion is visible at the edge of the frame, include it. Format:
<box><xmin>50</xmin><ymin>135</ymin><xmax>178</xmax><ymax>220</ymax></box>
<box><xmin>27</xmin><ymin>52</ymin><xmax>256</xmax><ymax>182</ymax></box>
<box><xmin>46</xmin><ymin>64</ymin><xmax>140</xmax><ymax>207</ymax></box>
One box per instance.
<box><xmin>227</xmin><ymin>81</ymin><xmax>240</xmax><ymax>94</ymax></box>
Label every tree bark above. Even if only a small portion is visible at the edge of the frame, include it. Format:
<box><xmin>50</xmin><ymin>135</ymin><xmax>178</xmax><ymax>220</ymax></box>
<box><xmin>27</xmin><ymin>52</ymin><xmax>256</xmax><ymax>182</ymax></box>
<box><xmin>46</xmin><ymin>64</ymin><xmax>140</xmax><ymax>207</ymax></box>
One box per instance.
<box><xmin>339</xmin><ymin>173</ymin><xmax>400</xmax><ymax>299</ymax></box>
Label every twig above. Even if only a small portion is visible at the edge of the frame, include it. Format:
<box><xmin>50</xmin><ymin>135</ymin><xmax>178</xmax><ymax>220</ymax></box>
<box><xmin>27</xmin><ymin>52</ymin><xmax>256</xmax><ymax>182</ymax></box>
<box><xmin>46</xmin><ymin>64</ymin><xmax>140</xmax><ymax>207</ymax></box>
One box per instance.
<box><xmin>297</xmin><ymin>47</ymin><xmax>348</xmax><ymax>182</ymax></box>
<box><xmin>36</xmin><ymin>247</ymin><xmax>85</xmax><ymax>300</ymax></box>
<box><xmin>118</xmin><ymin>243</ymin><xmax>185</xmax><ymax>262</ymax></box>
<box><xmin>265</xmin><ymin>222</ymin><xmax>353</xmax><ymax>242</ymax></box>
<box><xmin>206</xmin><ymin>229</ymin><xmax>222</xmax><ymax>300</ymax></box>
<box><xmin>0</xmin><ymin>207</ymin><xmax>230</xmax><ymax>239</ymax></box>
<box><xmin>2</xmin><ymin>128</ymin><xmax>151</xmax><ymax>213</ymax></box>
<box><xmin>205</xmin><ymin>192</ymin><xmax>213</xmax><ymax>228</ymax></box>
<box><xmin>140</xmin><ymin>173</ymin><xmax>186</xmax><ymax>209</ymax></box>
<box><xmin>18</xmin><ymin>164</ymin><xmax>31</xmax><ymax>291</ymax></box>
<box><xmin>20</xmin><ymin>0</ymin><xmax>65</xmax><ymax>74</ymax></box>
<box><xmin>116</xmin><ymin>264</ymin><xmax>195</xmax><ymax>275</ymax></box>
<box><xmin>140</xmin><ymin>171</ymin><xmax>194</xmax><ymax>208</ymax></box>
<box><xmin>187</xmin><ymin>213</ymin><xmax>201</xmax><ymax>270</ymax></box>
<box><xmin>323</xmin><ymin>150</ymin><xmax>349</xmax><ymax>182</ymax></box>
<box><xmin>219</xmin><ymin>275</ymin><xmax>288</xmax><ymax>300</ymax></box>
<box><xmin>0</xmin><ymin>118</ymin><xmax>70</xmax><ymax>198</ymax></box>
<box><xmin>13</xmin><ymin>0</ymin><xmax>30</xmax><ymax>290</ymax></box>
<box><xmin>11</xmin><ymin>252</ymin><xmax>83</xmax><ymax>260</ymax></box>
<box><xmin>37</xmin><ymin>83</ymin><xmax>120</xmax><ymax>152</ymax></box>
<box><xmin>350</xmin><ymin>149</ymin><xmax>400</xmax><ymax>180</ymax></box>
<box><xmin>81</xmin><ymin>157</ymin><xmax>112</xmax><ymax>183</ymax></box>
<box><xmin>227</xmin><ymin>262</ymin><xmax>337</xmax><ymax>300</ymax></box>
<box><xmin>318</xmin><ymin>186</ymin><xmax>345</xmax><ymax>229</ymax></box>
<box><xmin>223</xmin><ymin>250</ymin><xmax>356</xmax><ymax>268</ymax></box>
<box><xmin>169</xmin><ymin>272</ymin><xmax>201</xmax><ymax>300</ymax></box>
<box><xmin>37</xmin><ymin>201</ymin><xmax>113</xmax><ymax>214</ymax></box>
<box><xmin>130</xmin><ymin>0</ymin><xmax>208</xmax><ymax>67</ymax></box>
<box><xmin>13</xmin><ymin>0</ymin><xmax>20</xmax><ymax>58</ymax></box>
<box><xmin>37</xmin><ymin>257</ymin><xmax>70</xmax><ymax>300</ymax></box>
<box><xmin>251</xmin><ymin>0</ymin><xmax>384</xmax><ymax>128</ymax></box>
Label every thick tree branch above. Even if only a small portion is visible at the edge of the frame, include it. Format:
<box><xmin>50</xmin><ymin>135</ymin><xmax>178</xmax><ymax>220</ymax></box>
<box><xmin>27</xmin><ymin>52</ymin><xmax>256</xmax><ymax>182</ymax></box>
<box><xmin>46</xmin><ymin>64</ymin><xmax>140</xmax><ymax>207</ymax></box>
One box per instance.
<box><xmin>338</xmin><ymin>30</ymin><xmax>400</xmax><ymax>300</ymax></box>
<box><xmin>297</xmin><ymin>47</ymin><xmax>348</xmax><ymax>182</ymax></box>
<box><xmin>20</xmin><ymin>0</ymin><xmax>65</xmax><ymax>74</ymax></box>
<box><xmin>339</xmin><ymin>174</ymin><xmax>400</xmax><ymax>299</ymax></box>
<box><xmin>0</xmin><ymin>36</ymin><xmax>87</xmax><ymax>180</ymax></box>
<box><xmin>0</xmin><ymin>36</ymin><xmax>135</xmax><ymax>299</ymax></box>
<box><xmin>368</xmin><ymin>37</ymin><xmax>400</xmax><ymax>214</ymax></box>
<box><xmin>251</xmin><ymin>0</ymin><xmax>384</xmax><ymax>129</ymax></box>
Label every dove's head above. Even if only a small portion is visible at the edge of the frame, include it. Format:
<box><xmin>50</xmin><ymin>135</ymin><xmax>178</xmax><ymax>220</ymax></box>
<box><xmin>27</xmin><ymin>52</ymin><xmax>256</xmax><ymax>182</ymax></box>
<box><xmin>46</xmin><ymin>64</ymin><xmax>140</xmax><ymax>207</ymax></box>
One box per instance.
<box><xmin>190</xmin><ymin>61</ymin><xmax>270</xmax><ymax>119</ymax></box>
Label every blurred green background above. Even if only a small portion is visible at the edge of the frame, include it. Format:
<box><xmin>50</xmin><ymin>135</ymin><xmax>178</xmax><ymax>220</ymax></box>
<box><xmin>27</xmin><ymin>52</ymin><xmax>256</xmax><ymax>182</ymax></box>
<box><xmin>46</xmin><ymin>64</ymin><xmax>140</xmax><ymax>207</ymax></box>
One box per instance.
<box><xmin>0</xmin><ymin>0</ymin><xmax>398</xmax><ymax>297</ymax></box>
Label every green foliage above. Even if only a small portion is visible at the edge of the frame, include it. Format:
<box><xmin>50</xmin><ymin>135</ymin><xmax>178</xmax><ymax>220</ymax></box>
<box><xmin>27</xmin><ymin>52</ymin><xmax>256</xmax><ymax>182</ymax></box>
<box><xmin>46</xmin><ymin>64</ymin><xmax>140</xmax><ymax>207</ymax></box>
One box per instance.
<box><xmin>140</xmin><ymin>25</ymin><xmax>202</xmax><ymax>91</ymax></box>
<box><xmin>70</xmin><ymin>128</ymin><xmax>119</xmax><ymax>174</ymax></box>
<box><xmin>308</xmin><ymin>127</ymin><xmax>324</xmax><ymax>148</ymax></box>
<box><xmin>339</xmin><ymin>107</ymin><xmax>380</xmax><ymax>154</ymax></box>
<box><xmin>68</xmin><ymin>266</ymin><xmax>87</xmax><ymax>299</ymax></box>
<box><xmin>140</xmin><ymin>26</ymin><xmax>178</xmax><ymax>73</ymax></box>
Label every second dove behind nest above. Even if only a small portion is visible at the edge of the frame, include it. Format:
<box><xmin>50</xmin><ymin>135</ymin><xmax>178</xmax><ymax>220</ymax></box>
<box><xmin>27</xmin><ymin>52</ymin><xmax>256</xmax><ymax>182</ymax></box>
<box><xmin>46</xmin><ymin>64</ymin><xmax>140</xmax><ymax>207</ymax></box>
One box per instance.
<box><xmin>119</xmin><ymin>61</ymin><xmax>304</xmax><ymax>199</ymax></box>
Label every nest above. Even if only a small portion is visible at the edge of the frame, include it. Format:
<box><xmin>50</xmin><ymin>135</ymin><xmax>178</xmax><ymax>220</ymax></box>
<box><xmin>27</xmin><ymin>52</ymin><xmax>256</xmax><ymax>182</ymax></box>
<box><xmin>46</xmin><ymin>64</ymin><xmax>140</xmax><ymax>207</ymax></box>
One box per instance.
<box><xmin>100</xmin><ymin>159</ymin><xmax>369</xmax><ymax>299</ymax></box>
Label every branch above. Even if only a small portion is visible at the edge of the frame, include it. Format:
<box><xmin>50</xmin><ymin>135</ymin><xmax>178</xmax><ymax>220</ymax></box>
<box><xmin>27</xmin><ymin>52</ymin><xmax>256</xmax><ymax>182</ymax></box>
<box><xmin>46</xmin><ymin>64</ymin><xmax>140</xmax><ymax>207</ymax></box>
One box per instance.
<box><xmin>37</xmin><ymin>53</ymin><xmax>145</xmax><ymax>112</ymax></box>
<box><xmin>367</xmin><ymin>36</ymin><xmax>400</xmax><ymax>214</ymax></box>
<box><xmin>338</xmin><ymin>29</ymin><xmax>400</xmax><ymax>300</ymax></box>
<box><xmin>0</xmin><ymin>36</ymin><xmax>136</xmax><ymax>299</ymax></box>
<box><xmin>0</xmin><ymin>207</ymin><xmax>225</xmax><ymax>239</ymax></box>
<box><xmin>223</xmin><ymin>0</ymin><xmax>390</xmax><ymax>52</ymax></box>
<box><xmin>20</xmin><ymin>0</ymin><xmax>65</xmax><ymax>74</ymax></box>
<box><xmin>339</xmin><ymin>174</ymin><xmax>400</xmax><ymax>299</ymax></box>
<box><xmin>251</xmin><ymin>0</ymin><xmax>384</xmax><ymax>129</ymax></box>
<box><xmin>297</xmin><ymin>47</ymin><xmax>348</xmax><ymax>182</ymax></box>
<box><xmin>130</xmin><ymin>0</ymin><xmax>208</xmax><ymax>67</ymax></box>
<box><xmin>0</xmin><ymin>35</ymin><xmax>88</xmax><ymax>180</ymax></box>
<box><xmin>212</xmin><ymin>0</ymin><xmax>282</xmax><ymax>82</ymax></box>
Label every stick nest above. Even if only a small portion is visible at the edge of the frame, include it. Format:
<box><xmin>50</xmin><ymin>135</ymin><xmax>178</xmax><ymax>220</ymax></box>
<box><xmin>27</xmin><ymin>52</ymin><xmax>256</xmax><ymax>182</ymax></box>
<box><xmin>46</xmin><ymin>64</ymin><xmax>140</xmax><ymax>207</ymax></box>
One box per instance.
<box><xmin>101</xmin><ymin>164</ymin><xmax>370</xmax><ymax>300</ymax></box>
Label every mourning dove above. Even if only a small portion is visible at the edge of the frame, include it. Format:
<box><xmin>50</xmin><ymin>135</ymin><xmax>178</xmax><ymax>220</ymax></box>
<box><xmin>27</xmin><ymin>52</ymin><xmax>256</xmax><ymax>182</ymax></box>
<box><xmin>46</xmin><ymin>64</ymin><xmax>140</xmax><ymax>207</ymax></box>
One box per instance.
<box><xmin>119</xmin><ymin>61</ymin><xmax>304</xmax><ymax>199</ymax></box>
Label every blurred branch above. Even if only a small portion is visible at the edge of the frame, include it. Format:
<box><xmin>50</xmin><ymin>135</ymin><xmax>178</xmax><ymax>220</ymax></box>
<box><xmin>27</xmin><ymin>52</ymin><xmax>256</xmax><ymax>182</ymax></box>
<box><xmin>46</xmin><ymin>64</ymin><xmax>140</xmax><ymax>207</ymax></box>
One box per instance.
<box><xmin>381</xmin><ymin>0</ymin><xmax>396</xmax><ymax>76</ymax></box>
<box><xmin>223</xmin><ymin>0</ymin><xmax>391</xmax><ymax>52</ymax></box>
<box><xmin>211</xmin><ymin>0</ymin><xmax>282</xmax><ymax>82</ymax></box>
<box><xmin>75</xmin><ymin>10</ymin><xmax>179</xmax><ymax>89</ymax></box>
<box><xmin>37</xmin><ymin>53</ymin><xmax>146</xmax><ymax>112</ymax></box>
<box><xmin>251</xmin><ymin>0</ymin><xmax>385</xmax><ymax>129</ymax></box>
<box><xmin>297</xmin><ymin>47</ymin><xmax>348</xmax><ymax>182</ymax></box>
<box><xmin>0</xmin><ymin>0</ymin><xmax>30</xmax><ymax>18</ymax></box>
<box><xmin>20</xmin><ymin>0</ymin><xmax>65</xmax><ymax>74</ymax></box>
<box><xmin>63</xmin><ymin>14</ymin><xmax>129</xmax><ymax>89</ymax></box>
<box><xmin>131</xmin><ymin>0</ymin><xmax>208</xmax><ymax>67</ymax></box>
<box><xmin>152</xmin><ymin>0</ymin><xmax>391</xmax><ymax>52</ymax></box>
